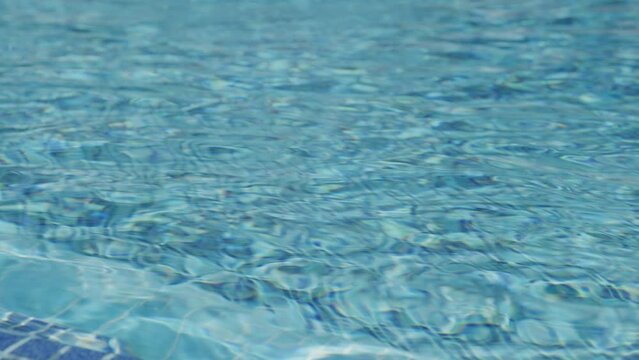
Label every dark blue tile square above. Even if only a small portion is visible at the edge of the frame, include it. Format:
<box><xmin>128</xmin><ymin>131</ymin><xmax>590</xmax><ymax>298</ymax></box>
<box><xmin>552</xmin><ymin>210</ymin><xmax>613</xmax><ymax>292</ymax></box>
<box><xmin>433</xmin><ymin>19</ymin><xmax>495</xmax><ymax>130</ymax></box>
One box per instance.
<box><xmin>0</xmin><ymin>331</ymin><xmax>22</xmax><ymax>351</ymax></box>
<box><xmin>94</xmin><ymin>334</ymin><xmax>110</xmax><ymax>344</ymax></box>
<box><xmin>12</xmin><ymin>320</ymin><xmax>48</xmax><ymax>334</ymax></box>
<box><xmin>11</xmin><ymin>338</ymin><xmax>64</xmax><ymax>360</ymax></box>
<box><xmin>58</xmin><ymin>347</ymin><xmax>105</xmax><ymax>360</ymax></box>
<box><xmin>29</xmin><ymin>319</ymin><xmax>49</xmax><ymax>327</ymax></box>
<box><xmin>8</xmin><ymin>324</ymin><xmax>33</xmax><ymax>333</ymax></box>
<box><xmin>5</xmin><ymin>313</ymin><xmax>28</xmax><ymax>326</ymax></box>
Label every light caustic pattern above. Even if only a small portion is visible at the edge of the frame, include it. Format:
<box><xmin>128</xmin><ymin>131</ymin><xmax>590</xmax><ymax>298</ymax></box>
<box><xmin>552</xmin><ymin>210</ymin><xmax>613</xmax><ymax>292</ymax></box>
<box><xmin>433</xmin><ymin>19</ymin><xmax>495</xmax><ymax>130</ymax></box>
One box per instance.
<box><xmin>0</xmin><ymin>0</ymin><xmax>638</xmax><ymax>359</ymax></box>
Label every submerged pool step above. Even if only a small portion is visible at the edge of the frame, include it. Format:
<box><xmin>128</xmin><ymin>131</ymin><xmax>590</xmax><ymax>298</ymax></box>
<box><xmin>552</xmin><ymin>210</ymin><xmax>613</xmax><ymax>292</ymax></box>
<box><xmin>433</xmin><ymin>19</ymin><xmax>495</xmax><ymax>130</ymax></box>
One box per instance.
<box><xmin>0</xmin><ymin>311</ymin><xmax>137</xmax><ymax>360</ymax></box>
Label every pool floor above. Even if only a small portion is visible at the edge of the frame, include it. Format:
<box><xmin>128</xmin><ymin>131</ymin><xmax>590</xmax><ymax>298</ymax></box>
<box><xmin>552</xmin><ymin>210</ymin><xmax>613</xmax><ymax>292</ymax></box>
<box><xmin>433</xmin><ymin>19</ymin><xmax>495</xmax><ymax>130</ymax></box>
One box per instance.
<box><xmin>0</xmin><ymin>0</ymin><xmax>638</xmax><ymax>359</ymax></box>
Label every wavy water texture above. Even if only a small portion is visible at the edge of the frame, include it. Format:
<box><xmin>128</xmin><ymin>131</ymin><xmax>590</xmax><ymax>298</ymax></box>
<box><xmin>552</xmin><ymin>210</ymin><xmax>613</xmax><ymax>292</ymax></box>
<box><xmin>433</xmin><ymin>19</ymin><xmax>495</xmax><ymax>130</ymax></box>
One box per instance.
<box><xmin>0</xmin><ymin>0</ymin><xmax>638</xmax><ymax>359</ymax></box>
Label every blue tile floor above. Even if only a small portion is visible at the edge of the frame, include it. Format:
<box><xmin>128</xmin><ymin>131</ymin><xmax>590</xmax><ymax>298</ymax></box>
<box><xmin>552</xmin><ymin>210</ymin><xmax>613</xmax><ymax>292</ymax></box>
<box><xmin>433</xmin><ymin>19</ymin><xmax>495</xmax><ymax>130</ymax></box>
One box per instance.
<box><xmin>0</xmin><ymin>311</ymin><xmax>137</xmax><ymax>360</ymax></box>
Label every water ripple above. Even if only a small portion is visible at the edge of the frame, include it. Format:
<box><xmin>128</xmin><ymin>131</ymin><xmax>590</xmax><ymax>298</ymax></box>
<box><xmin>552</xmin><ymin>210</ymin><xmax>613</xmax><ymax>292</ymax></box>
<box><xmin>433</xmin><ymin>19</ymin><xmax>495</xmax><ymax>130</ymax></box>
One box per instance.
<box><xmin>1</xmin><ymin>0</ymin><xmax>639</xmax><ymax>359</ymax></box>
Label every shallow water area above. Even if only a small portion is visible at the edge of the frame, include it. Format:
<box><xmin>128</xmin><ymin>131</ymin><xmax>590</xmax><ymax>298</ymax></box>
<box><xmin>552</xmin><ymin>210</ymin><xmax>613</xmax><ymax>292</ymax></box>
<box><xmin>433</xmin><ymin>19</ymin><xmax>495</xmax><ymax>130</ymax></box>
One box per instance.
<box><xmin>1</xmin><ymin>0</ymin><xmax>639</xmax><ymax>359</ymax></box>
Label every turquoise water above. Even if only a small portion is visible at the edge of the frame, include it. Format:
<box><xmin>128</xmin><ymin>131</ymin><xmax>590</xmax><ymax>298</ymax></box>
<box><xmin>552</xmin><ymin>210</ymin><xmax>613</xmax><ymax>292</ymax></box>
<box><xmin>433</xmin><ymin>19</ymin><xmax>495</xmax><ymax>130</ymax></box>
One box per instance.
<box><xmin>1</xmin><ymin>0</ymin><xmax>638</xmax><ymax>358</ymax></box>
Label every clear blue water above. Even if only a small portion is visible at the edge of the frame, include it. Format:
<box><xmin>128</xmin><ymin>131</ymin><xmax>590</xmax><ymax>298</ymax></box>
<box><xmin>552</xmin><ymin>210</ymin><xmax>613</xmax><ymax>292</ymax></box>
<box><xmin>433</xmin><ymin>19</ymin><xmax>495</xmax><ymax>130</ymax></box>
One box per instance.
<box><xmin>1</xmin><ymin>0</ymin><xmax>638</xmax><ymax>359</ymax></box>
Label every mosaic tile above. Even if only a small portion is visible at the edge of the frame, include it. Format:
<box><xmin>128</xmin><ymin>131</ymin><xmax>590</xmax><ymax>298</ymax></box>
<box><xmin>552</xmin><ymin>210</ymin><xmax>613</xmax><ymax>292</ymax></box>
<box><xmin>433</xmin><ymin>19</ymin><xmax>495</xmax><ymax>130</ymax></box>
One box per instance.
<box><xmin>0</xmin><ymin>311</ymin><xmax>138</xmax><ymax>360</ymax></box>
<box><xmin>12</xmin><ymin>320</ymin><xmax>49</xmax><ymax>334</ymax></box>
<box><xmin>11</xmin><ymin>339</ymin><xmax>64</xmax><ymax>360</ymax></box>
<box><xmin>0</xmin><ymin>331</ymin><xmax>21</xmax><ymax>351</ymax></box>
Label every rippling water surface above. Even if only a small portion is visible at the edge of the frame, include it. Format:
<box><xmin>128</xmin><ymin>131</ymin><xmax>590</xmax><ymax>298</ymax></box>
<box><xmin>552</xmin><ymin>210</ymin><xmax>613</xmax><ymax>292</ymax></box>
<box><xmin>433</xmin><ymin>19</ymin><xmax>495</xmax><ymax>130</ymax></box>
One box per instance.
<box><xmin>1</xmin><ymin>0</ymin><xmax>638</xmax><ymax>358</ymax></box>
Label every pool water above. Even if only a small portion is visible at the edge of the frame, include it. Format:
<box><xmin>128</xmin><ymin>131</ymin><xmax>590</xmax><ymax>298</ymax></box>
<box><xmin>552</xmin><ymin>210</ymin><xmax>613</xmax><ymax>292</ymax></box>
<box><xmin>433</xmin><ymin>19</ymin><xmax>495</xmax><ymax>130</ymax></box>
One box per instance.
<box><xmin>1</xmin><ymin>0</ymin><xmax>638</xmax><ymax>358</ymax></box>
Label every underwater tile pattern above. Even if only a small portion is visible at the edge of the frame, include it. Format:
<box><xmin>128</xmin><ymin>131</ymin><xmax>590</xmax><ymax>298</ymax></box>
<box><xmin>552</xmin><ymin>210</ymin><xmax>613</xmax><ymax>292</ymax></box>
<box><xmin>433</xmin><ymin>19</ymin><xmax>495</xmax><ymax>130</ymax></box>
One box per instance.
<box><xmin>0</xmin><ymin>311</ymin><xmax>137</xmax><ymax>360</ymax></box>
<box><xmin>0</xmin><ymin>0</ymin><xmax>639</xmax><ymax>359</ymax></box>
